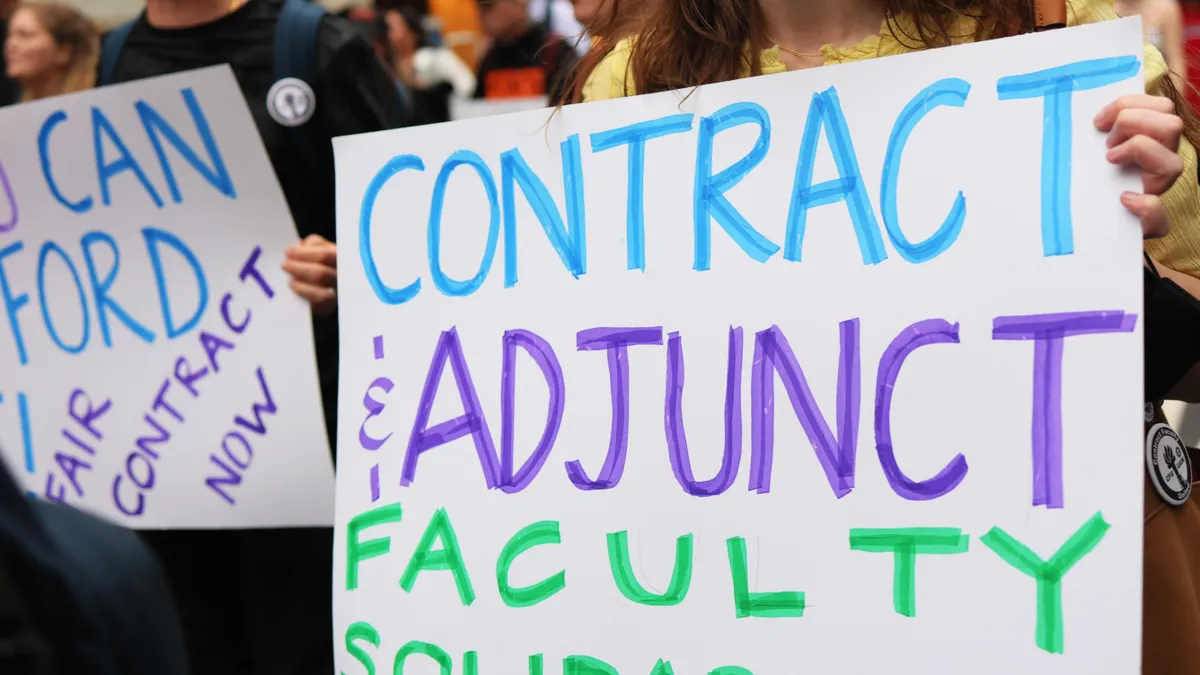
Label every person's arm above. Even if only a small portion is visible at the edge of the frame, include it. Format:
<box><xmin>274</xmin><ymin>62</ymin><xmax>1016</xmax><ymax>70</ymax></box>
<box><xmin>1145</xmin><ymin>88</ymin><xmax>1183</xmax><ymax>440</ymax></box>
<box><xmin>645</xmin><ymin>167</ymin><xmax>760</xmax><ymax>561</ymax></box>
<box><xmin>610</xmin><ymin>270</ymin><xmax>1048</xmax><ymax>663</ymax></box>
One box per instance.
<box><xmin>1161</xmin><ymin>0</ymin><xmax>1188</xmax><ymax>88</ymax></box>
<box><xmin>436</xmin><ymin>47</ymin><xmax>477</xmax><ymax>98</ymax></box>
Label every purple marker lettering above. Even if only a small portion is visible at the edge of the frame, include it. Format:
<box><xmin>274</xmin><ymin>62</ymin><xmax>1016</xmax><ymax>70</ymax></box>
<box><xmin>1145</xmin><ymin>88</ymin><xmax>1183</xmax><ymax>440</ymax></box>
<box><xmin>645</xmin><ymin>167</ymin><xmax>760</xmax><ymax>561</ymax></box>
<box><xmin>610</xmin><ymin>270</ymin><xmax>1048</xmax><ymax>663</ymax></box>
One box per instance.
<box><xmin>234</xmin><ymin>368</ymin><xmax>276</xmax><ymax>436</ymax></box>
<box><xmin>174</xmin><ymin>355</ymin><xmax>210</xmax><ymax>397</ymax></box>
<box><xmin>750</xmin><ymin>320</ymin><xmax>860</xmax><ymax>496</ymax></box>
<box><xmin>135</xmin><ymin>414</ymin><xmax>169</xmax><ymax>460</ymax></box>
<box><xmin>222</xmin><ymin>431</ymin><xmax>253</xmax><ymax>470</ymax></box>
<box><xmin>374</xmin><ymin>335</ymin><xmax>385</xmax><ymax>360</ymax></box>
<box><xmin>200</xmin><ymin>331</ymin><xmax>235</xmax><ymax>372</ymax></box>
<box><xmin>370</xmin><ymin>464</ymin><xmax>380</xmax><ymax>502</ymax></box>
<box><xmin>68</xmin><ymin>388</ymin><xmax>111</xmax><ymax>441</ymax></box>
<box><xmin>402</xmin><ymin>327</ymin><xmax>501</xmax><ymax>489</ymax></box>
<box><xmin>665</xmin><ymin>327</ymin><xmax>743</xmax><ymax>496</ymax></box>
<box><xmin>875</xmin><ymin>319</ymin><xmax>968</xmax><ymax>501</ymax></box>
<box><xmin>205</xmin><ymin>455</ymin><xmax>241</xmax><ymax>505</ymax></box>
<box><xmin>220</xmin><ymin>292</ymin><xmax>249</xmax><ymax>334</ymax></box>
<box><xmin>44</xmin><ymin>473</ymin><xmax>66</xmax><ymax>503</ymax></box>
<box><xmin>567</xmin><ymin>327</ymin><xmax>664</xmax><ymax>490</ymax></box>
<box><xmin>55</xmin><ymin>452</ymin><xmax>91</xmax><ymax>497</ymax></box>
<box><xmin>127</xmin><ymin>452</ymin><xmax>155</xmax><ymax>490</ymax></box>
<box><xmin>360</xmin><ymin>377</ymin><xmax>394</xmax><ymax>451</ymax></box>
<box><xmin>111</xmin><ymin>475</ymin><xmax>145</xmax><ymax>516</ymax></box>
<box><xmin>993</xmin><ymin>311</ymin><xmax>1137</xmax><ymax>508</ymax></box>
<box><xmin>152</xmin><ymin>379</ymin><xmax>184</xmax><ymax>423</ymax></box>
<box><xmin>239</xmin><ymin>246</ymin><xmax>274</xmax><ymax>299</ymax></box>
<box><xmin>61</xmin><ymin>428</ymin><xmax>95</xmax><ymax>455</ymax></box>
<box><xmin>500</xmin><ymin>329</ymin><xmax>565</xmax><ymax>493</ymax></box>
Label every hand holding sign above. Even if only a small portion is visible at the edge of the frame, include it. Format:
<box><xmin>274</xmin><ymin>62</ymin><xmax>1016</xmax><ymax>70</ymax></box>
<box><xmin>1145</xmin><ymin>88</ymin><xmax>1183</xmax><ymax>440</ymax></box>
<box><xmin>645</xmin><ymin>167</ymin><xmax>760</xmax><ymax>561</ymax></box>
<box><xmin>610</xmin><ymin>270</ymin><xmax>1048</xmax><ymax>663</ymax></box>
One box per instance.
<box><xmin>283</xmin><ymin>233</ymin><xmax>338</xmax><ymax>316</ymax></box>
<box><xmin>1094</xmin><ymin>93</ymin><xmax>1186</xmax><ymax>238</ymax></box>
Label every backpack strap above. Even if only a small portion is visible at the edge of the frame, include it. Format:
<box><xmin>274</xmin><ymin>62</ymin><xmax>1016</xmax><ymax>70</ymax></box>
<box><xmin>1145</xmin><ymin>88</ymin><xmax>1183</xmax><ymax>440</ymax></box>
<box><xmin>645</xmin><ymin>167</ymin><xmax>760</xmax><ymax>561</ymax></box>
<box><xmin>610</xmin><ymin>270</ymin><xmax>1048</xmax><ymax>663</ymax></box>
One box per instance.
<box><xmin>98</xmin><ymin>20</ymin><xmax>136</xmax><ymax>86</ymax></box>
<box><xmin>274</xmin><ymin>0</ymin><xmax>326</xmax><ymax>86</ymax></box>
<box><xmin>273</xmin><ymin>0</ymin><xmax>328</xmax><ymax>210</ymax></box>
<box><xmin>1034</xmin><ymin>0</ymin><xmax>1067</xmax><ymax>31</ymax></box>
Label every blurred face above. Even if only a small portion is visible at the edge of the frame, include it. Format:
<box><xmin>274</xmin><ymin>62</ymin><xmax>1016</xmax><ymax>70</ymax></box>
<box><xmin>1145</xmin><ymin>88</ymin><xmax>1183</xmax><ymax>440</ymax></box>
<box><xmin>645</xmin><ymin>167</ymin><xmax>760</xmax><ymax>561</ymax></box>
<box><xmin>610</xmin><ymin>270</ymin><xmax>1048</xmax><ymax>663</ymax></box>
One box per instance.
<box><xmin>570</xmin><ymin>0</ymin><xmax>606</xmax><ymax>28</ymax></box>
<box><xmin>479</xmin><ymin>0</ymin><xmax>526</xmax><ymax>42</ymax></box>
<box><xmin>4</xmin><ymin>8</ymin><xmax>67</xmax><ymax>84</ymax></box>
<box><xmin>384</xmin><ymin>10</ymin><xmax>417</xmax><ymax>57</ymax></box>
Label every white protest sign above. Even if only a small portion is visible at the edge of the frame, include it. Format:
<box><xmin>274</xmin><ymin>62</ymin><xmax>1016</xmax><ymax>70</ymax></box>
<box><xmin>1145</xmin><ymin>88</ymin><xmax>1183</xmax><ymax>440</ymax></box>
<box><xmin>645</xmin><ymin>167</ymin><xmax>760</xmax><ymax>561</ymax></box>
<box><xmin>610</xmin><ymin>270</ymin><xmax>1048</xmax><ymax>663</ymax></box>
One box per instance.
<box><xmin>334</xmin><ymin>19</ymin><xmax>1146</xmax><ymax>674</ymax></box>
<box><xmin>0</xmin><ymin>66</ymin><xmax>335</xmax><ymax>528</ymax></box>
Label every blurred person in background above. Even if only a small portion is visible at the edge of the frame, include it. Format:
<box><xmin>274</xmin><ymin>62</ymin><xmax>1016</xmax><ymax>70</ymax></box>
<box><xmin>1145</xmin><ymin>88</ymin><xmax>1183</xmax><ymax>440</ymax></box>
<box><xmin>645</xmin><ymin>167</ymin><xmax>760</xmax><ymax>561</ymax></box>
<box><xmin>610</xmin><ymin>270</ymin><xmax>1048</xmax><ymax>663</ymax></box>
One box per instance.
<box><xmin>474</xmin><ymin>0</ymin><xmax>576</xmax><ymax>101</ymax></box>
<box><xmin>4</xmin><ymin>2</ymin><xmax>96</xmax><ymax>102</ymax></box>
<box><xmin>1116</xmin><ymin>0</ymin><xmax>1187</xmax><ymax>87</ymax></box>
<box><xmin>384</xmin><ymin>5</ymin><xmax>474</xmax><ymax>121</ymax></box>
<box><xmin>96</xmin><ymin>0</ymin><xmax>406</xmax><ymax>672</ymax></box>
<box><xmin>528</xmin><ymin>0</ymin><xmax>586</xmax><ymax>53</ymax></box>
<box><xmin>0</xmin><ymin>0</ymin><xmax>17</xmax><ymax>105</ymax></box>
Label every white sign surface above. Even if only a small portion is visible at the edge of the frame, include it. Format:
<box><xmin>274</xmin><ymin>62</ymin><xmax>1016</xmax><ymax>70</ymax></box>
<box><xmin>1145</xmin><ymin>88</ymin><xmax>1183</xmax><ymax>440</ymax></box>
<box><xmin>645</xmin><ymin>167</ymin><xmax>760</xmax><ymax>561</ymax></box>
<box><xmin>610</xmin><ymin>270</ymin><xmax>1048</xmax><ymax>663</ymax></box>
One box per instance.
<box><xmin>0</xmin><ymin>66</ymin><xmax>335</xmax><ymax>528</ymax></box>
<box><xmin>335</xmin><ymin>20</ymin><xmax>1146</xmax><ymax>674</ymax></box>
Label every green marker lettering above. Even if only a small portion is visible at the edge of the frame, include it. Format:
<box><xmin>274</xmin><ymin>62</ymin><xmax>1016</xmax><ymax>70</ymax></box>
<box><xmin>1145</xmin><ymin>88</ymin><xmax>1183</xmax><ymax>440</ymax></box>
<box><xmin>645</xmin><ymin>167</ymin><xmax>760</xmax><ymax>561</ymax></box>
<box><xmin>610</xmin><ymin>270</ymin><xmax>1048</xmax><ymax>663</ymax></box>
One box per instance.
<box><xmin>464</xmin><ymin>651</ymin><xmax>478</xmax><ymax>675</ymax></box>
<box><xmin>529</xmin><ymin>654</ymin><xmax>544</xmax><ymax>675</ymax></box>
<box><xmin>649</xmin><ymin>659</ymin><xmax>675</xmax><ymax>675</ymax></box>
<box><xmin>393</xmin><ymin>640</ymin><xmax>452</xmax><ymax>674</ymax></box>
<box><xmin>346</xmin><ymin>503</ymin><xmax>403</xmax><ymax>590</ymax></box>
<box><xmin>607</xmin><ymin>530</ymin><xmax>693</xmax><ymax>606</ymax></box>
<box><xmin>399</xmin><ymin>507</ymin><xmax>476</xmax><ymax>606</ymax></box>
<box><xmin>709</xmin><ymin>668</ymin><xmax>753</xmax><ymax>675</ymax></box>
<box><xmin>341</xmin><ymin>621</ymin><xmax>379</xmax><ymax>675</ymax></box>
<box><xmin>726</xmin><ymin>537</ymin><xmax>805</xmax><ymax>618</ymax></box>
<box><xmin>848</xmin><ymin>527</ymin><xmax>969</xmax><ymax>617</ymax></box>
<box><xmin>563</xmin><ymin>655</ymin><xmax>619</xmax><ymax>674</ymax></box>
<box><xmin>980</xmin><ymin>511</ymin><xmax>1111</xmax><ymax>654</ymax></box>
<box><xmin>496</xmin><ymin>521</ymin><xmax>567</xmax><ymax>608</ymax></box>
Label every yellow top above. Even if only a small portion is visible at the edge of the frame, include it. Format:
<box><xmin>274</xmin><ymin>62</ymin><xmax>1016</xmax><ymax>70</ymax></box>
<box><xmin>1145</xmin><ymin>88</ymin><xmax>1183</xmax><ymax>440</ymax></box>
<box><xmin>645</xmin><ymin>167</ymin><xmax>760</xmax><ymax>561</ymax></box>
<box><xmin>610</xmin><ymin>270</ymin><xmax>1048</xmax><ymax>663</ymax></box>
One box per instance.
<box><xmin>583</xmin><ymin>0</ymin><xmax>1200</xmax><ymax>276</ymax></box>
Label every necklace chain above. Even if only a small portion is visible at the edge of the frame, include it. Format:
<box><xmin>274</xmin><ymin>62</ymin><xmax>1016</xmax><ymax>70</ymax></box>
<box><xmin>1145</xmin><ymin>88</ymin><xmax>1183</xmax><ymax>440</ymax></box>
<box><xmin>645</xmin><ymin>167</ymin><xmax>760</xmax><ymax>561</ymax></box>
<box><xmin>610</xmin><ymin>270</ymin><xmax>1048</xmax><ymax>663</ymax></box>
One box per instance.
<box><xmin>768</xmin><ymin>38</ymin><xmax>826</xmax><ymax>60</ymax></box>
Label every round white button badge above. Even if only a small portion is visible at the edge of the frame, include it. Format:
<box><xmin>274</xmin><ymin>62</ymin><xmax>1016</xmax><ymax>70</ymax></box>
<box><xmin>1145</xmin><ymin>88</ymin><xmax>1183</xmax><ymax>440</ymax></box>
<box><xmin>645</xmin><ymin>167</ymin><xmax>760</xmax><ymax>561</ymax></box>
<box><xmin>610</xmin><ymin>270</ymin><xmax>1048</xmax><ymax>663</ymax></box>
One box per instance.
<box><xmin>1146</xmin><ymin>423</ymin><xmax>1192</xmax><ymax>507</ymax></box>
<box><xmin>266</xmin><ymin>77</ymin><xmax>316</xmax><ymax>128</ymax></box>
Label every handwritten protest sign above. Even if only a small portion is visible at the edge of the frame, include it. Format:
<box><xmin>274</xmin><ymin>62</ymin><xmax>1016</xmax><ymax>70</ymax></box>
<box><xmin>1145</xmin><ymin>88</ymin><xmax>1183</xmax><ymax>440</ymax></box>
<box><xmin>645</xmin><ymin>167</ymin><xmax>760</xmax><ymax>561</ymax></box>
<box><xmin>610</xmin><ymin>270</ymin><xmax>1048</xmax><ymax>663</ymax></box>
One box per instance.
<box><xmin>334</xmin><ymin>19</ymin><xmax>1146</xmax><ymax>674</ymax></box>
<box><xmin>0</xmin><ymin>66</ymin><xmax>335</xmax><ymax>528</ymax></box>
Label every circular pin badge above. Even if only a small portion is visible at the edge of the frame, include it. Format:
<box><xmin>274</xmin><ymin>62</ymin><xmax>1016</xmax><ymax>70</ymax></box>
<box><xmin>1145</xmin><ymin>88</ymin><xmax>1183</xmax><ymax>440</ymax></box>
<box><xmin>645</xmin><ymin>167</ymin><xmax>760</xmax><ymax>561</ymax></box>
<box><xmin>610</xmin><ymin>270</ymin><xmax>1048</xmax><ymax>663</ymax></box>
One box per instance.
<box><xmin>1145</xmin><ymin>402</ymin><xmax>1156</xmax><ymax>423</ymax></box>
<box><xmin>266</xmin><ymin>77</ymin><xmax>316</xmax><ymax>128</ymax></box>
<box><xmin>1146</xmin><ymin>423</ymin><xmax>1192</xmax><ymax>507</ymax></box>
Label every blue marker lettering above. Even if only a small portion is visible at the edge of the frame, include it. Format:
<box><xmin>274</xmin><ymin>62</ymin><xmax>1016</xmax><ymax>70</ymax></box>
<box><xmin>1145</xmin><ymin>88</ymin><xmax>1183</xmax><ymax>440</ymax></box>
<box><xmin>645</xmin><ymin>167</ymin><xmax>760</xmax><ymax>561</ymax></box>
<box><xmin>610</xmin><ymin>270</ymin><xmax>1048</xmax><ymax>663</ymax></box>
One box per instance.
<box><xmin>92</xmin><ymin>106</ymin><xmax>163</xmax><ymax>208</ymax></box>
<box><xmin>81</xmin><ymin>231</ymin><xmax>155</xmax><ymax>346</ymax></box>
<box><xmin>143</xmin><ymin>228</ymin><xmax>208</xmax><ymax>339</ymax></box>
<box><xmin>786</xmin><ymin>87</ymin><xmax>887</xmax><ymax>265</ymax></box>
<box><xmin>428</xmin><ymin>150</ymin><xmax>500</xmax><ymax>297</ymax></box>
<box><xmin>590</xmin><ymin>114</ymin><xmax>695</xmax><ymax>270</ymax></box>
<box><xmin>135</xmin><ymin>88</ymin><xmax>237</xmax><ymax>203</ymax></box>
<box><xmin>37</xmin><ymin>241</ymin><xmax>90</xmax><ymax>354</ymax></box>
<box><xmin>501</xmin><ymin>135</ymin><xmax>587</xmax><ymax>287</ymax></box>
<box><xmin>880</xmin><ymin>79</ymin><xmax>971</xmax><ymax>263</ymax></box>
<box><xmin>997</xmin><ymin>56</ymin><xmax>1141</xmax><ymax>256</ymax></box>
<box><xmin>38</xmin><ymin>111</ymin><xmax>93</xmax><ymax>213</ymax></box>
<box><xmin>359</xmin><ymin>155</ymin><xmax>425</xmax><ymax>305</ymax></box>
<box><xmin>0</xmin><ymin>242</ymin><xmax>30</xmax><ymax>364</ymax></box>
<box><xmin>694</xmin><ymin>102</ymin><xmax>779</xmax><ymax>271</ymax></box>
